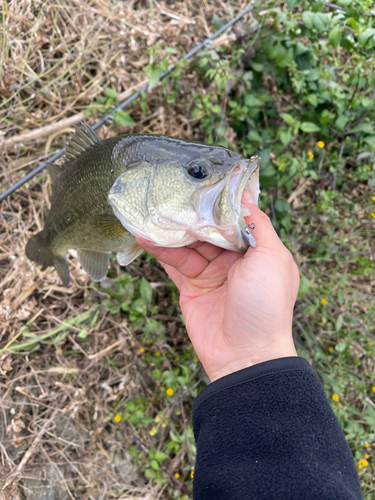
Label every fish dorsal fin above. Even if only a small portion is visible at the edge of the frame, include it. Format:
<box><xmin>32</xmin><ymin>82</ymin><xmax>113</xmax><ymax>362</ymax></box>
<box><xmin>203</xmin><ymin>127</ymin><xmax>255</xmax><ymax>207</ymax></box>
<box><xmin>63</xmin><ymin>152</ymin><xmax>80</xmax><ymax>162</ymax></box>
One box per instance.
<box><xmin>46</xmin><ymin>162</ymin><xmax>61</xmax><ymax>184</ymax></box>
<box><xmin>62</xmin><ymin>122</ymin><xmax>103</xmax><ymax>164</ymax></box>
<box><xmin>77</xmin><ymin>249</ymin><xmax>110</xmax><ymax>282</ymax></box>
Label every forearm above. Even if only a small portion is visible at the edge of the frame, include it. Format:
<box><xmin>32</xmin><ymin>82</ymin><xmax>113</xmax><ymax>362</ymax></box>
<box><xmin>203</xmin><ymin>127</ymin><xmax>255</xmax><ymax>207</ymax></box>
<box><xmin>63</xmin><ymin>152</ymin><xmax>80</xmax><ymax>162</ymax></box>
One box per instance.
<box><xmin>192</xmin><ymin>357</ymin><xmax>362</xmax><ymax>500</ymax></box>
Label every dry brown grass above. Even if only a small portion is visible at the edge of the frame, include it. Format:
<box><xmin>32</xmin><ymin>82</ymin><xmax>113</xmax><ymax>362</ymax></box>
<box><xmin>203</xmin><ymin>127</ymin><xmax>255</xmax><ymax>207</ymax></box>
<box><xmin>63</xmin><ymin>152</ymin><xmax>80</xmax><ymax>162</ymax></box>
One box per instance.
<box><xmin>0</xmin><ymin>1</ymin><xmax>251</xmax><ymax>498</ymax></box>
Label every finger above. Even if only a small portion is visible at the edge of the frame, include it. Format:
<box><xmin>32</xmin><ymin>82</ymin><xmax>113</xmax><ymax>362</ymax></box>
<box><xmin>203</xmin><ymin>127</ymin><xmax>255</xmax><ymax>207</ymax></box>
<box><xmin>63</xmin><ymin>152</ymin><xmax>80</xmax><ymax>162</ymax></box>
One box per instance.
<box><xmin>198</xmin><ymin>248</ymin><xmax>242</xmax><ymax>283</ymax></box>
<box><xmin>136</xmin><ymin>237</ymin><xmax>209</xmax><ymax>278</ymax></box>
<box><xmin>187</xmin><ymin>240</ymin><xmax>224</xmax><ymax>261</ymax></box>
<box><xmin>241</xmin><ymin>192</ymin><xmax>284</xmax><ymax>252</ymax></box>
<box><xmin>158</xmin><ymin>261</ymin><xmax>185</xmax><ymax>291</ymax></box>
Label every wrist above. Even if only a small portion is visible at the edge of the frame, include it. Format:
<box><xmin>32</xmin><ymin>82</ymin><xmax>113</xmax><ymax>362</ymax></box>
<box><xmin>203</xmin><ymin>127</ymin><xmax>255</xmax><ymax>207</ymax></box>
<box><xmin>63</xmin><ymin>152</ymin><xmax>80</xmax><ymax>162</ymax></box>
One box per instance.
<box><xmin>208</xmin><ymin>343</ymin><xmax>298</xmax><ymax>382</ymax></box>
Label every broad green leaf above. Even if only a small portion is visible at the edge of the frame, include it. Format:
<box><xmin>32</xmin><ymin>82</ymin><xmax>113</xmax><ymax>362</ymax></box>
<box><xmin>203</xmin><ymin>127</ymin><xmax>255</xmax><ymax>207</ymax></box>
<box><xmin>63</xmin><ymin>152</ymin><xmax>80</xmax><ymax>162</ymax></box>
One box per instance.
<box><xmin>154</xmin><ymin>451</ymin><xmax>167</xmax><ymax>462</ymax></box>
<box><xmin>313</xmin><ymin>13</ymin><xmax>329</xmax><ymax>33</ymax></box>
<box><xmin>275</xmin><ymin>47</ymin><xmax>294</xmax><ymax>68</ymax></box>
<box><xmin>337</xmin><ymin>0</ymin><xmax>353</xmax><ymax>6</ymax></box>
<box><xmin>298</xmin><ymin>275</ymin><xmax>311</xmax><ymax>297</ymax></box>
<box><xmin>145</xmin><ymin>64</ymin><xmax>163</xmax><ymax>89</ymax></box>
<box><xmin>274</xmin><ymin>199</ymin><xmax>290</xmax><ymax>213</ymax></box>
<box><xmin>286</xmin><ymin>0</ymin><xmax>301</xmax><ymax>7</ymax></box>
<box><xmin>300</xmin><ymin>122</ymin><xmax>321</xmax><ymax>133</ymax></box>
<box><xmin>150</xmin><ymin>460</ymin><xmax>160</xmax><ymax>471</ymax></box>
<box><xmin>280</xmin><ymin>113</ymin><xmax>296</xmax><ymax>126</ymax></box>
<box><xmin>278</xmin><ymin>128</ymin><xmax>292</xmax><ymax>146</ymax></box>
<box><xmin>250</xmin><ymin>61</ymin><xmax>264</xmax><ymax>72</ymax></box>
<box><xmin>358</xmin><ymin>28</ymin><xmax>375</xmax><ymax>48</ymax></box>
<box><xmin>140</xmin><ymin>277</ymin><xmax>153</xmax><ymax>304</ymax></box>
<box><xmin>114</xmin><ymin>110</ymin><xmax>136</xmax><ymax>126</ymax></box>
<box><xmin>347</xmin><ymin>123</ymin><xmax>373</xmax><ymax>135</ymax></box>
<box><xmin>104</xmin><ymin>87</ymin><xmax>117</xmax><ymax>99</ymax></box>
<box><xmin>145</xmin><ymin>469</ymin><xmax>156</xmax><ymax>479</ymax></box>
<box><xmin>245</xmin><ymin>94</ymin><xmax>262</xmax><ymax>107</ymax></box>
<box><xmin>307</xmin><ymin>94</ymin><xmax>318</xmax><ymax>107</ymax></box>
<box><xmin>302</xmin><ymin>11</ymin><xmax>314</xmax><ymax>29</ymax></box>
<box><xmin>328</xmin><ymin>26</ymin><xmax>342</xmax><ymax>47</ymax></box>
<box><xmin>335</xmin><ymin>115</ymin><xmax>348</xmax><ymax>130</ymax></box>
<box><xmin>335</xmin><ymin>314</ymin><xmax>344</xmax><ymax>332</ymax></box>
<box><xmin>335</xmin><ymin>340</ymin><xmax>350</xmax><ymax>353</ymax></box>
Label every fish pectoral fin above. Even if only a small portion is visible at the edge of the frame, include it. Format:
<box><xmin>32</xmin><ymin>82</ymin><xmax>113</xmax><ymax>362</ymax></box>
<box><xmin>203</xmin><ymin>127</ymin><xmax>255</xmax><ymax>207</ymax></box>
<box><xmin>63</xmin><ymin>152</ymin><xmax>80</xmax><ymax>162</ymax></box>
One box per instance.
<box><xmin>117</xmin><ymin>243</ymin><xmax>143</xmax><ymax>266</ymax></box>
<box><xmin>46</xmin><ymin>162</ymin><xmax>61</xmax><ymax>184</ymax></box>
<box><xmin>54</xmin><ymin>255</ymin><xmax>70</xmax><ymax>287</ymax></box>
<box><xmin>77</xmin><ymin>249</ymin><xmax>110</xmax><ymax>282</ymax></box>
<box><xmin>93</xmin><ymin>215</ymin><xmax>130</xmax><ymax>239</ymax></box>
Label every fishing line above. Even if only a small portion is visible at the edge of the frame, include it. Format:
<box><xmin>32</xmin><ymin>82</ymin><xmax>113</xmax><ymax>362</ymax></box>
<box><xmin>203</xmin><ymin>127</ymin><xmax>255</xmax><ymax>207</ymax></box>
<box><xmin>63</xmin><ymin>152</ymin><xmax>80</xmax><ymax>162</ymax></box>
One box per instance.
<box><xmin>0</xmin><ymin>3</ymin><xmax>254</xmax><ymax>203</ymax></box>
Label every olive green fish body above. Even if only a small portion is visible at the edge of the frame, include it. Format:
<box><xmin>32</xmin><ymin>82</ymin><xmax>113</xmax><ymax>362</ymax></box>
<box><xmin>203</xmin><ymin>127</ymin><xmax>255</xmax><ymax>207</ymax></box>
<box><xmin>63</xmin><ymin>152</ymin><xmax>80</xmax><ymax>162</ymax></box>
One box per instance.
<box><xmin>26</xmin><ymin>123</ymin><xmax>261</xmax><ymax>286</ymax></box>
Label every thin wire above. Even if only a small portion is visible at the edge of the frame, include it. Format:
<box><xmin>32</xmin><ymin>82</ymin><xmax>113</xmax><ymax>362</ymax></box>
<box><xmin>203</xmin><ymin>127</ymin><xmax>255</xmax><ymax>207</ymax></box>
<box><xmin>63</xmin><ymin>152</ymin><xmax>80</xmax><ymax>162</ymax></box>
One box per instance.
<box><xmin>0</xmin><ymin>3</ymin><xmax>254</xmax><ymax>203</ymax></box>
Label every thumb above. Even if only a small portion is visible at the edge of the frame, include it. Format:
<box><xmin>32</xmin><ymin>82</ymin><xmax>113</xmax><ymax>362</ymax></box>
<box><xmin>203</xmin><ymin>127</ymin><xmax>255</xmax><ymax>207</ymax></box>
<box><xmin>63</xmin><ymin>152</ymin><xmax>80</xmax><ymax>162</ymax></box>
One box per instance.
<box><xmin>241</xmin><ymin>190</ymin><xmax>284</xmax><ymax>251</ymax></box>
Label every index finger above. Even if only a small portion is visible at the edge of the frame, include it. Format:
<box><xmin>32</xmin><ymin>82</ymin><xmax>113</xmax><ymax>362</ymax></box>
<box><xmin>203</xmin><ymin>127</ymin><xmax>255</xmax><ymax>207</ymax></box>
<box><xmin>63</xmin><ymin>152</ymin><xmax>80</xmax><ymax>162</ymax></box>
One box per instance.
<box><xmin>136</xmin><ymin>238</ymin><xmax>210</xmax><ymax>279</ymax></box>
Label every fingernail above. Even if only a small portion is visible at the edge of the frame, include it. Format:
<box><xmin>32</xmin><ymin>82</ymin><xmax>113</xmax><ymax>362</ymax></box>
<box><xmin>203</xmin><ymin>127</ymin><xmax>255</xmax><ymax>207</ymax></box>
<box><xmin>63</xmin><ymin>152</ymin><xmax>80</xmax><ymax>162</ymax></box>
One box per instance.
<box><xmin>242</xmin><ymin>189</ymin><xmax>255</xmax><ymax>205</ymax></box>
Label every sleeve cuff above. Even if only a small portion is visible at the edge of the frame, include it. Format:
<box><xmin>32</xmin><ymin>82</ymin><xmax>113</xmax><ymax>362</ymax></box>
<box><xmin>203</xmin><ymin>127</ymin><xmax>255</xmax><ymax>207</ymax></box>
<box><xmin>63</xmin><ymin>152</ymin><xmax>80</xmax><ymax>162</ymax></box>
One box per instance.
<box><xmin>193</xmin><ymin>356</ymin><xmax>312</xmax><ymax>414</ymax></box>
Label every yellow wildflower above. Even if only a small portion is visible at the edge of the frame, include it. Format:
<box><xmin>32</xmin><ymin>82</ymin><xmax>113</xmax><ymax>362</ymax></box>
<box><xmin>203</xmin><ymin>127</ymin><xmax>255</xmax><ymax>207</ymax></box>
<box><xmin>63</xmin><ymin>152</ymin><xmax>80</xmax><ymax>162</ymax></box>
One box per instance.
<box><xmin>371</xmin><ymin>212</ymin><xmax>375</xmax><ymax>219</ymax></box>
<box><xmin>360</xmin><ymin>459</ymin><xmax>368</xmax><ymax>467</ymax></box>
<box><xmin>114</xmin><ymin>414</ymin><xmax>121</xmax><ymax>423</ymax></box>
<box><xmin>139</xmin><ymin>347</ymin><xmax>145</xmax><ymax>353</ymax></box>
<box><xmin>372</xmin><ymin>196</ymin><xmax>375</xmax><ymax>202</ymax></box>
<box><xmin>367</xmin><ymin>166</ymin><xmax>371</xmax><ymax>171</ymax></box>
<box><xmin>372</xmin><ymin>386</ymin><xmax>375</xmax><ymax>393</ymax></box>
<box><xmin>317</xmin><ymin>141</ymin><xmax>325</xmax><ymax>148</ymax></box>
<box><xmin>174</xmin><ymin>473</ymin><xmax>180</xmax><ymax>479</ymax></box>
<box><xmin>166</xmin><ymin>388</ymin><xmax>174</xmax><ymax>396</ymax></box>
<box><xmin>155</xmin><ymin>351</ymin><xmax>160</xmax><ymax>357</ymax></box>
<box><xmin>332</xmin><ymin>394</ymin><xmax>339</xmax><ymax>402</ymax></box>
<box><xmin>308</xmin><ymin>151</ymin><xmax>314</xmax><ymax>159</ymax></box>
<box><xmin>321</xmin><ymin>298</ymin><xmax>327</xmax><ymax>305</ymax></box>
<box><xmin>364</xmin><ymin>453</ymin><xmax>369</xmax><ymax>459</ymax></box>
<box><xmin>365</xmin><ymin>443</ymin><xmax>370</xmax><ymax>448</ymax></box>
<box><xmin>328</xmin><ymin>347</ymin><xmax>333</xmax><ymax>352</ymax></box>
<box><xmin>190</xmin><ymin>471</ymin><xmax>194</xmax><ymax>479</ymax></box>
<box><xmin>358</xmin><ymin>464</ymin><xmax>363</xmax><ymax>470</ymax></box>
<box><xmin>150</xmin><ymin>427</ymin><xmax>157</xmax><ymax>436</ymax></box>
<box><xmin>368</xmin><ymin>342</ymin><xmax>373</xmax><ymax>347</ymax></box>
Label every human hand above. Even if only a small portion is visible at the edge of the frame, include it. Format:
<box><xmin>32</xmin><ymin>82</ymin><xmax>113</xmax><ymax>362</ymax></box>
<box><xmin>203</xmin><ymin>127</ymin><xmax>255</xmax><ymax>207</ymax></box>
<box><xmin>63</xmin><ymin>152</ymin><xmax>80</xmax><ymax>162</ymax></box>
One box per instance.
<box><xmin>136</xmin><ymin>191</ymin><xmax>299</xmax><ymax>382</ymax></box>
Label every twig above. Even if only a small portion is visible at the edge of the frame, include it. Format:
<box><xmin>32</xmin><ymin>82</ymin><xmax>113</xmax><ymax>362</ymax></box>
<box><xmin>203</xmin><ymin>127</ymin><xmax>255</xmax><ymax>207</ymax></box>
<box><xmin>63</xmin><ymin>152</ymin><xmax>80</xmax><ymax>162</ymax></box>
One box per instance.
<box><xmin>333</xmin><ymin>138</ymin><xmax>345</xmax><ymax>190</ymax></box>
<box><xmin>179</xmin><ymin>394</ymin><xmax>191</xmax><ymax>461</ymax></box>
<box><xmin>325</xmin><ymin>2</ymin><xmax>375</xmax><ymax>16</ymax></box>
<box><xmin>344</xmin><ymin>88</ymin><xmax>375</xmax><ymax>134</ymax></box>
<box><xmin>88</xmin><ymin>336</ymin><xmax>127</xmax><ymax>360</ymax></box>
<box><xmin>1</xmin><ymin>308</ymin><xmax>44</xmax><ymax>351</ymax></box>
<box><xmin>161</xmin><ymin>467</ymin><xmax>192</xmax><ymax>497</ymax></box>
<box><xmin>293</xmin><ymin>317</ymin><xmax>313</xmax><ymax>349</ymax></box>
<box><xmin>327</xmin><ymin>304</ymin><xmax>374</xmax><ymax>340</ymax></box>
<box><xmin>293</xmin><ymin>239</ymin><xmax>375</xmax><ymax>256</ymax></box>
<box><xmin>1</xmin><ymin>395</ymin><xmax>66</xmax><ymax>491</ymax></box>
<box><xmin>2</xmin><ymin>80</ymin><xmax>147</xmax><ymax>148</ymax></box>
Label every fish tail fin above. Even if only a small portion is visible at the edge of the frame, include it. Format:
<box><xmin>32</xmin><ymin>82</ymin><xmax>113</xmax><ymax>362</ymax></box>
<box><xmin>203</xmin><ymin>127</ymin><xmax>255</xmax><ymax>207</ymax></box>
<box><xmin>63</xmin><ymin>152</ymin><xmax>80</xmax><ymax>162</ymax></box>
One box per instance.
<box><xmin>26</xmin><ymin>231</ymin><xmax>70</xmax><ymax>287</ymax></box>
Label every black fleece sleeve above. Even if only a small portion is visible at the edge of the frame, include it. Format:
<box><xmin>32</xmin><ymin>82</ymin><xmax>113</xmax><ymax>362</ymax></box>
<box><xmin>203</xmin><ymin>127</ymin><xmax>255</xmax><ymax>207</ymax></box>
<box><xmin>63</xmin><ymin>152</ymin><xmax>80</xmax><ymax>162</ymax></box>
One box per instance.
<box><xmin>192</xmin><ymin>357</ymin><xmax>362</xmax><ymax>500</ymax></box>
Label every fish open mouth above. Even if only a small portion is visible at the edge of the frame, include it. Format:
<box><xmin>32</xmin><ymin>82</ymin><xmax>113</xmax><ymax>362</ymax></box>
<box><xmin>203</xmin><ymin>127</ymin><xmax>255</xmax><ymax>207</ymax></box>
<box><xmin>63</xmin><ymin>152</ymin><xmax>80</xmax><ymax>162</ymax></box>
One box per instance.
<box><xmin>190</xmin><ymin>156</ymin><xmax>260</xmax><ymax>251</ymax></box>
<box><xmin>213</xmin><ymin>156</ymin><xmax>260</xmax><ymax>249</ymax></box>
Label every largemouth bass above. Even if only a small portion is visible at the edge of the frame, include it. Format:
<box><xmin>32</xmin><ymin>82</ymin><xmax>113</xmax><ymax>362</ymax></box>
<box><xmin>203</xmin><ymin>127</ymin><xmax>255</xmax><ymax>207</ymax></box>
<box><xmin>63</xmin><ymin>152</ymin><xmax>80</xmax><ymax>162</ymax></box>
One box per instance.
<box><xmin>26</xmin><ymin>123</ymin><xmax>260</xmax><ymax>286</ymax></box>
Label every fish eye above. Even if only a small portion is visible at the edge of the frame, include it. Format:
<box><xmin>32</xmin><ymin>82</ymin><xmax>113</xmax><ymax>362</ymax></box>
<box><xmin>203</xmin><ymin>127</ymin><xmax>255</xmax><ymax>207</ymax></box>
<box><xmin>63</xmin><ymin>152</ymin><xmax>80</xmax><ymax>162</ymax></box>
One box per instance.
<box><xmin>187</xmin><ymin>161</ymin><xmax>209</xmax><ymax>180</ymax></box>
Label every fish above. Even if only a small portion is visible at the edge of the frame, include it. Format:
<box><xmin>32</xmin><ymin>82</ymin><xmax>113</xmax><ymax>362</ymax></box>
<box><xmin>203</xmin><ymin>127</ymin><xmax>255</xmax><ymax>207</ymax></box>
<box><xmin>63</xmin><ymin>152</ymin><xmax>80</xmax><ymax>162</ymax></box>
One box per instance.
<box><xmin>26</xmin><ymin>123</ymin><xmax>260</xmax><ymax>286</ymax></box>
